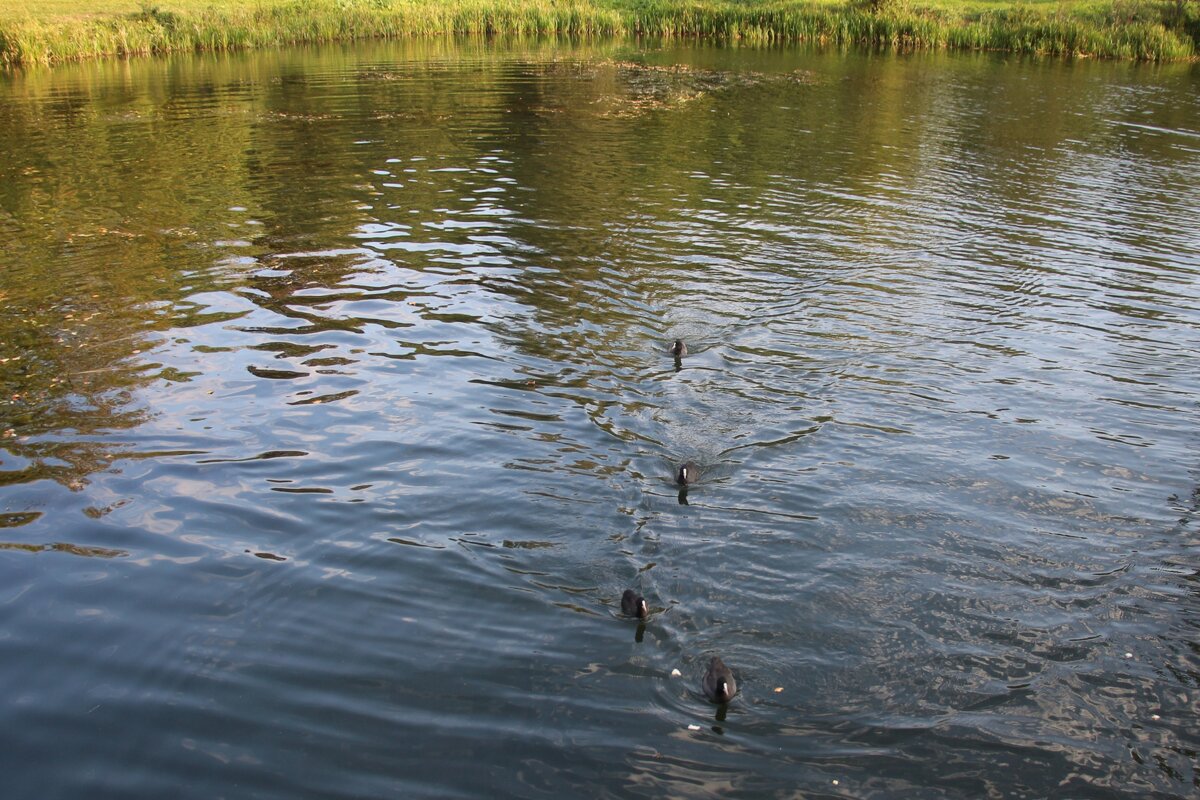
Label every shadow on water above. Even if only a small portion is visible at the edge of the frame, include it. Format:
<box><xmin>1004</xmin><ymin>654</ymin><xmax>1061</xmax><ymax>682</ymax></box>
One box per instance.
<box><xmin>1</xmin><ymin>36</ymin><xmax>1199</xmax><ymax>800</ymax></box>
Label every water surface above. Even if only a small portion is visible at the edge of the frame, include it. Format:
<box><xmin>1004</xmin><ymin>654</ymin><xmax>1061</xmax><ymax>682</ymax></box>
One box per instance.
<box><xmin>1</xmin><ymin>38</ymin><xmax>1199</xmax><ymax>798</ymax></box>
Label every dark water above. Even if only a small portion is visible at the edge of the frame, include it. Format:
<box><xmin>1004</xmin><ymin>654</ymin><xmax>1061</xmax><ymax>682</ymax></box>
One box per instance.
<box><xmin>1</xmin><ymin>38</ymin><xmax>1199</xmax><ymax>798</ymax></box>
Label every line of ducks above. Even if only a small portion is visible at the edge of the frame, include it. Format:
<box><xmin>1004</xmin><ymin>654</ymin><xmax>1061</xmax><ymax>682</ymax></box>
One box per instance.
<box><xmin>619</xmin><ymin>339</ymin><xmax>738</xmax><ymax>707</ymax></box>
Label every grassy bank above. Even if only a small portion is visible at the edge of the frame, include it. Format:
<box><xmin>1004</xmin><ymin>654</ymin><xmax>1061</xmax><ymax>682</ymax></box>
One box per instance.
<box><xmin>1</xmin><ymin>0</ymin><xmax>1197</xmax><ymax>65</ymax></box>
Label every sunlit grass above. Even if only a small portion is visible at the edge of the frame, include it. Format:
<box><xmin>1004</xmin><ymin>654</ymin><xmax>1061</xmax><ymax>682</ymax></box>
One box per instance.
<box><xmin>1</xmin><ymin>0</ymin><xmax>254</xmax><ymax>18</ymax></box>
<box><xmin>1</xmin><ymin>0</ymin><xmax>1196</xmax><ymax>65</ymax></box>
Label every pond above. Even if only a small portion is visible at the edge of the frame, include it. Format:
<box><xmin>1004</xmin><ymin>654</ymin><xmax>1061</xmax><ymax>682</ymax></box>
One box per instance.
<box><xmin>1</xmin><ymin>37</ymin><xmax>1198</xmax><ymax>798</ymax></box>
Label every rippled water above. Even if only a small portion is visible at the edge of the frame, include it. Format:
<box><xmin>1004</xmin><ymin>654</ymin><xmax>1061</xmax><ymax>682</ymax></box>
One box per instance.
<box><xmin>2</xmin><ymin>39</ymin><xmax>1199</xmax><ymax>798</ymax></box>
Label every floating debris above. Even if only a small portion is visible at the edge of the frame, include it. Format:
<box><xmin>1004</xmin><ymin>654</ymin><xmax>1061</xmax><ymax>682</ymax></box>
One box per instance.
<box><xmin>510</xmin><ymin>60</ymin><xmax>821</xmax><ymax>119</ymax></box>
<box><xmin>671</xmin><ymin>668</ymin><xmax>682</xmax><ymax>678</ymax></box>
<box><xmin>687</xmin><ymin>724</ymin><xmax>701</xmax><ymax>731</ymax></box>
<box><xmin>775</xmin><ymin>687</ymin><xmax>784</xmax><ymax>693</ymax></box>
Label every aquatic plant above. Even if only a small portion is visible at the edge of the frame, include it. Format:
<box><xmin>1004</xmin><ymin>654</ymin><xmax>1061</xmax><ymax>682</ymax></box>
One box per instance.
<box><xmin>0</xmin><ymin>0</ymin><xmax>1195</xmax><ymax>65</ymax></box>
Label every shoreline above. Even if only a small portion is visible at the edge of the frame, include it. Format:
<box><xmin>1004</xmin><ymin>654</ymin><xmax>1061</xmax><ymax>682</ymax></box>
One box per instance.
<box><xmin>1</xmin><ymin>0</ymin><xmax>1197</xmax><ymax>66</ymax></box>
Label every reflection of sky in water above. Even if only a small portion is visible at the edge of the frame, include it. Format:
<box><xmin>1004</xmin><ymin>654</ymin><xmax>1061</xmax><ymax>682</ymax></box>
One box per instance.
<box><xmin>0</xmin><ymin>40</ymin><xmax>1198</xmax><ymax>798</ymax></box>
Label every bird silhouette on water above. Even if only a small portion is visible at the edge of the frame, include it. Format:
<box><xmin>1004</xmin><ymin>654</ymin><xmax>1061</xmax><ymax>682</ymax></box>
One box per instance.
<box><xmin>621</xmin><ymin>589</ymin><xmax>648</xmax><ymax>619</ymax></box>
<box><xmin>702</xmin><ymin>656</ymin><xmax>737</xmax><ymax>704</ymax></box>
<box><xmin>670</xmin><ymin>339</ymin><xmax>687</xmax><ymax>358</ymax></box>
<box><xmin>676</xmin><ymin>461</ymin><xmax>700</xmax><ymax>485</ymax></box>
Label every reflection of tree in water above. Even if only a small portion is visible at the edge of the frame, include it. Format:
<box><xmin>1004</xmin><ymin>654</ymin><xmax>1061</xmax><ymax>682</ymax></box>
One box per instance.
<box><xmin>0</xmin><ymin>540</ymin><xmax>127</xmax><ymax>558</ymax></box>
<box><xmin>0</xmin><ymin>294</ymin><xmax>154</xmax><ymax>491</ymax></box>
<box><xmin>435</xmin><ymin>59</ymin><xmax>837</xmax><ymax>358</ymax></box>
<box><xmin>429</xmin><ymin>60</ymin><xmax>825</xmax><ymax>419</ymax></box>
<box><xmin>438</xmin><ymin>52</ymin><xmax>1177</xmax><ymax>460</ymax></box>
<box><xmin>0</xmin><ymin>57</ymin><xmax>274</xmax><ymax>490</ymax></box>
<box><xmin>4</xmin><ymin>44</ymin><xmax>1186</xmax><ymax>485</ymax></box>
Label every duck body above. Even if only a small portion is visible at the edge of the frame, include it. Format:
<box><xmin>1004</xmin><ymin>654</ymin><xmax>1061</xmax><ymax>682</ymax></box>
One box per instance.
<box><xmin>670</xmin><ymin>339</ymin><xmax>687</xmax><ymax>358</ymax></box>
<box><xmin>676</xmin><ymin>461</ymin><xmax>700</xmax><ymax>485</ymax></box>
<box><xmin>621</xmin><ymin>589</ymin><xmax>648</xmax><ymax>619</ymax></box>
<box><xmin>702</xmin><ymin>656</ymin><xmax>737</xmax><ymax>703</ymax></box>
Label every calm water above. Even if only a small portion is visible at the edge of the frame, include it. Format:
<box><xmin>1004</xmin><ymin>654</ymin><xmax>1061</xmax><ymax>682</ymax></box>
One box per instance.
<box><xmin>1</xmin><ymin>38</ymin><xmax>1199</xmax><ymax>798</ymax></box>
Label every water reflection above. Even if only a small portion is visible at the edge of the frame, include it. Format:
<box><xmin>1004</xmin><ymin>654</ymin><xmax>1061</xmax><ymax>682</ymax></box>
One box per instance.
<box><xmin>0</xmin><ymin>540</ymin><xmax>127</xmax><ymax>558</ymax></box>
<box><xmin>1</xmin><ymin>38</ymin><xmax>1199</xmax><ymax>800</ymax></box>
<box><xmin>0</xmin><ymin>300</ymin><xmax>155</xmax><ymax>490</ymax></box>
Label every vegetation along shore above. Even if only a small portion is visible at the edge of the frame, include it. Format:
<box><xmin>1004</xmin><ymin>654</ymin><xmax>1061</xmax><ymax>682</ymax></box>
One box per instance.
<box><xmin>1</xmin><ymin>0</ymin><xmax>1197</xmax><ymax>66</ymax></box>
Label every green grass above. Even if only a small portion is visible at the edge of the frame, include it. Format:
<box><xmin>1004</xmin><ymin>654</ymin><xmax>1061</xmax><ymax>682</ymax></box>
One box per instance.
<box><xmin>1</xmin><ymin>0</ymin><xmax>1196</xmax><ymax>65</ymax></box>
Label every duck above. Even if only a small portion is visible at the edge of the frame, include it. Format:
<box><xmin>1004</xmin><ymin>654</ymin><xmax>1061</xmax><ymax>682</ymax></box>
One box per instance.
<box><xmin>702</xmin><ymin>656</ymin><xmax>737</xmax><ymax>703</ymax></box>
<box><xmin>670</xmin><ymin>339</ymin><xmax>687</xmax><ymax>358</ymax></box>
<box><xmin>676</xmin><ymin>461</ymin><xmax>700</xmax><ymax>485</ymax></box>
<box><xmin>621</xmin><ymin>589</ymin><xmax>648</xmax><ymax>619</ymax></box>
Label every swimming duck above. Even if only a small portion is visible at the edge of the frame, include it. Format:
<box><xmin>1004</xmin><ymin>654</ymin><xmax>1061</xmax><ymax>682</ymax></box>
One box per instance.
<box><xmin>670</xmin><ymin>339</ymin><xmax>687</xmax><ymax>358</ymax></box>
<box><xmin>676</xmin><ymin>461</ymin><xmax>700</xmax><ymax>485</ymax></box>
<box><xmin>702</xmin><ymin>656</ymin><xmax>737</xmax><ymax>703</ymax></box>
<box><xmin>621</xmin><ymin>589</ymin><xmax>648</xmax><ymax>619</ymax></box>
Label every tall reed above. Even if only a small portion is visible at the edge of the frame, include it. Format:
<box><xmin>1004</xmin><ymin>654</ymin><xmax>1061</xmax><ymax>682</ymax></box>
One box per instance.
<box><xmin>1</xmin><ymin>0</ymin><xmax>1196</xmax><ymax>66</ymax></box>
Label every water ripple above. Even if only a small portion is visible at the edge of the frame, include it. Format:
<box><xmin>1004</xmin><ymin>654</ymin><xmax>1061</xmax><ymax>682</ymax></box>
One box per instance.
<box><xmin>1</xmin><ymin>41</ymin><xmax>1199</xmax><ymax>800</ymax></box>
